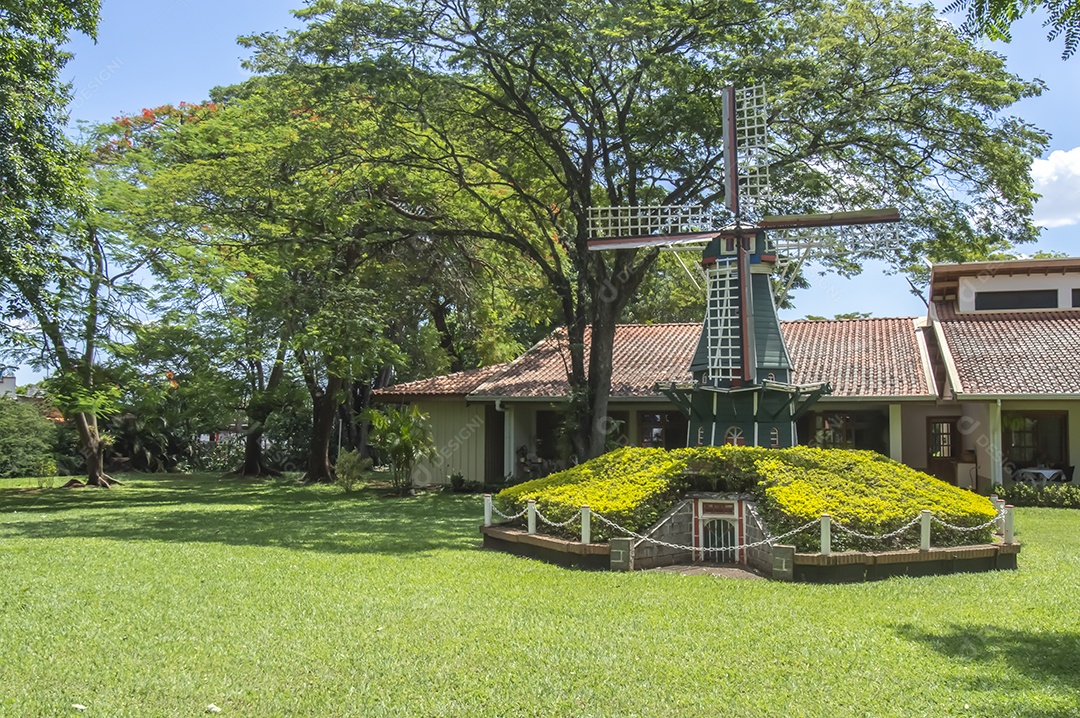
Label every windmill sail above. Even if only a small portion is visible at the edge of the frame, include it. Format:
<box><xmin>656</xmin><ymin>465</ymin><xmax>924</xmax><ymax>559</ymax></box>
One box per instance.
<box><xmin>587</xmin><ymin>84</ymin><xmax>901</xmax><ymax>449</ymax></box>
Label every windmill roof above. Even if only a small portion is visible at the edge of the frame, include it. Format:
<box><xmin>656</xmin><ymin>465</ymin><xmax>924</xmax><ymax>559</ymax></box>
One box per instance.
<box><xmin>375</xmin><ymin>319</ymin><xmax>934</xmax><ymax>402</ymax></box>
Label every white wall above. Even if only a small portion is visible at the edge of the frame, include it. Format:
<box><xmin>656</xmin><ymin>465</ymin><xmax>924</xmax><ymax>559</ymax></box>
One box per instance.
<box><xmin>958</xmin><ymin>273</ymin><xmax>1080</xmax><ymax>312</ymax></box>
<box><xmin>0</xmin><ymin>376</ymin><xmax>15</xmax><ymax>397</ymax></box>
<box><xmin>409</xmin><ymin>400</ymin><xmax>488</xmax><ymax>486</ymax></box>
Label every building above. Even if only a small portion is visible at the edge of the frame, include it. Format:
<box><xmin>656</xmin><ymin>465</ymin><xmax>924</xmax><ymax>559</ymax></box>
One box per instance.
<box><xmin>375</xmin><ymin>258</ymin><xmax>1080</xmax><ymax>493</ymax></box>
<box><xmin>0</xmin><ymin>375</ymin><xmax>15</xmax><ymax>397</ymax></box>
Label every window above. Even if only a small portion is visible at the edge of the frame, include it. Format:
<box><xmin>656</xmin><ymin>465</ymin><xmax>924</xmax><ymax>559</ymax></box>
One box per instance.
<box><xmin>974</xmin><ymin>289</ymin><xmax>1057</xmax><ymax>311</ymax></box>
<box><xmin>801</xmin><ymin>412</ymin><xmax>887</xmax><ymax>454</ymax></box>
<box><xmin>724</xmin><ymin>426</ymin><xmax>745</xmax><ymax>446</ymax></box>
<box><xmin>1073</xmin><ymin>288</ymin><xmax>1080</xmax><ymax>308</ymax></box>
<box><xmin>1003</xmin><ymin>412</ymin><xmax>1067</xmax><ymax>467</ymax></box>
<box><xmin>929</xmin><ymin>420</ymin><xmax>957</xmax><ymax>459</ymax></box>
<box><xmin>769</xmin><ymin>427</ymin><xmax>780</xmax><ymax>448</ymax></box>
<box><xmin>638</xmin><ymin>412</ymin><xmax>688</xmax><ymax>449</ymax></box>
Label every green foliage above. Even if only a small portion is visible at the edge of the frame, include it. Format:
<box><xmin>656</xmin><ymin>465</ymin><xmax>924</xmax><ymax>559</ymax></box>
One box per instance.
<box><xmin>367</xmin><ymin>406</ymin><xmax>436</xmax><ymax>494</ymax></box>
<box><xmin>0</xmin><ymin>0</ymin><xmax>99</xmax><ymax>251</ymax></box>
<box><xmin>755</xmin><ymin>447</ymin><xmax>998</xmax><ymax>551</ymax></box>
<box><xmin>992</xmin><ymin>482</ymin><xmax>1080</xmax><ymax>508</ymax></box>
<box><xmin>498</xmin><ymin>446</ymin><xmax>997</xmax><ymax>549</ymax></box>
<box><xmin>497</xmin><ymin>447</ymin><xmax>690</xmax><ymax>540</ymax></box>
<box><xmin>334</xmin><ymin>449</ymin><xmax>372</xmax><ymax>493</ymax></box>
<box><xmin>0</xmin><ymin>398</ymin><xmax>58</xmax><ymax>478</ymax></box>
<box><xmin>947</xmin><ymin>0</ymin><xmax>1080</xmax><ymax>58</ymax></box>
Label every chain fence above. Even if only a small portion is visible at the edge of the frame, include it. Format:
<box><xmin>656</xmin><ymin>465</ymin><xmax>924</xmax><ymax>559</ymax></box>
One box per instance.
<box><xmin>489</xmin><ymin>499</ymin><xmax>1008</xmax><ymax>554</ymax></box>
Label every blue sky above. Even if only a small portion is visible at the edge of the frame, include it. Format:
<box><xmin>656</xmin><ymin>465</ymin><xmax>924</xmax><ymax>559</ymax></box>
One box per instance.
<box><xmin>59</xmin><ymin>0</ymin><xmax>1079</xmax><ymax>322</ymax></box>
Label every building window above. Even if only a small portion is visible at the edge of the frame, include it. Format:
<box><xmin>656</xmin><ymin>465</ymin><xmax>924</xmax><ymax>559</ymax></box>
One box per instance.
<box><xmin>724</xmin><ymin>426</ymin><xmax>745</xmax><ymax>446</ymax></box>
<box><xmin>929</xmin><ymin>420</ymin><xmax>957</xmax><ymax>459</ymax></box>
<box><xmin>802</xmin><ymin>412</ymin><xmax>887</xmax><ymax>454</ymax></box>
<box><xmin>769</xmin><ymin>427</ymin><xmax>780</xmax><ymax>448</ymax></box>
<box><xmin>974</xmin><ymin>289</ymin><xmax>1058</xmax><ymax>311</ymax></box>
<box><xmin>1073</xmin><ymin>288</ymin><xmax>1080</xmax><ymax>308</ymax></box>
<box><xmin>639</xmin><ymin>412</ymin><xmax>689</xmax><ymax>449</ymax></box>
<box><xmin>1003</xmin><ymin>412</ymin><xmax>1067</xmax><ymax>468</ymax></box>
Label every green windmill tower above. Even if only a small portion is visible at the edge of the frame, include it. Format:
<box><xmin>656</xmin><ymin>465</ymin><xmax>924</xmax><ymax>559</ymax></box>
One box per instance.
<box><xmin>588</xmin><ymin>85</ymin><xmax>902</xmax><ymax>449</ymax></box>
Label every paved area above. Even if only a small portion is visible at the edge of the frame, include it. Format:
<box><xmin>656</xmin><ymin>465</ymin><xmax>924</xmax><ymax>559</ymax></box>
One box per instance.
<box><xmin>647</xmin><ymin>563</ymin><xmax>766</xmax><ymax>579</ymax></box>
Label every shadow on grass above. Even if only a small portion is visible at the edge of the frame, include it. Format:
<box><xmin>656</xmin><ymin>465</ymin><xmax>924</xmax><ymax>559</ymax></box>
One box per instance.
<box><xmin>895</xmin><ymin>623</ymin><xmax>1080</xmax><ymax>717</ymax></box>
<box><xmin>0</xmin><ymin>474</ymin><xmax>484</xmax><ymax>556</ymax></box>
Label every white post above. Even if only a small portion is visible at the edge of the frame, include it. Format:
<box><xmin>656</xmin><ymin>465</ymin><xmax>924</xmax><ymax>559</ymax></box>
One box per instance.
<box><xmin>1004</xmin><ymin>505</ymin><xmax>1015</xmax><ymax>544</ymax></box>
<box><xmin>581</xmin><ymin>505</ymin><xmax>591</xmax><ymax>544</ymax></box>
<box><xmin>483</xmin><ymin>494</ymin><xmax>493</xmax><ymax>527</ymax></box>
<box><xmin>527</xmin><ymin>500</ymin><xmax>537</xmax><ymax>534</ymax></box>
<box><xmin>820</xmin><ymin>514</ymin><xmax>831</xmax><ymax>556</ymax></box>
<box><xmin>920</xmin><ymin>509</ymin><xmax>931</xmax><ymax>551</ymax></box>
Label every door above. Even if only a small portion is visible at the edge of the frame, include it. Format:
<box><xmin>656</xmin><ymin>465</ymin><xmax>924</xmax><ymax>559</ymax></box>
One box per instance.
<box><xmin>927</xmin><ymin>417</ymin><xmax>961</xmax><ymax>483</ymax></box>
<box><xmin>702</xmin><ymin>519</ymin><xmax>737</xmax><ymax>563</ymax></box>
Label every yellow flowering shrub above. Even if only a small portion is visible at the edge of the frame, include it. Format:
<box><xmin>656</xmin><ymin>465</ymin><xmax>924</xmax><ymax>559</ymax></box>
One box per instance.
<box><xmin>496</xmin><ymin>447</ymin><xmax>688</xmax><ymax>541</ymax></box>
<box><xmin>496</xmin><ymin>445</ymin><xmax>998</xmax><ymax>549</ymax></box>
<box><xmin>755</xmin><ymin>447</ymin><xmax>997</xmax><ymax>551</ymax></box>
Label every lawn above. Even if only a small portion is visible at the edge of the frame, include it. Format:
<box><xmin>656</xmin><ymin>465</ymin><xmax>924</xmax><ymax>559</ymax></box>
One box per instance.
<box><xmin>1</xmin><ymin>474</ymin><xmax>1078</xmax><ymax>717</ymax></box>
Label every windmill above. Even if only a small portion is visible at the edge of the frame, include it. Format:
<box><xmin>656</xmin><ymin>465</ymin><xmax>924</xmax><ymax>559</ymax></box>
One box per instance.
<box><xmin>587</xmin><ymin>84</ymin><xmax>901</xmax><ymax>449</ymax></box>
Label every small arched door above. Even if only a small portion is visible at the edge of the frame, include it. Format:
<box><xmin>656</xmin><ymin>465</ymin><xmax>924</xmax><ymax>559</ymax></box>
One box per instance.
<box><xmin>702</xmin><ymin>518</ymin><xmax>737</xmax><ymax>563</ymax></box>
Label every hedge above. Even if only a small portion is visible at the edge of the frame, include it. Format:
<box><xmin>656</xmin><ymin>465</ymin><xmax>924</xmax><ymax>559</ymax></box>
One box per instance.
<box><xmin>495</xmin><ymin>445</ymin><xmax>998</xmax><ymax>550</ymax></box>
<box><xmin>992</xmin><ymin>482</ymin><xmax>1080</xmax><ymax>509</ymax></box>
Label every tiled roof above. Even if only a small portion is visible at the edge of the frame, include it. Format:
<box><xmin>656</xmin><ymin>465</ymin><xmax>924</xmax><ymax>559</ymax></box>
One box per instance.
<box><xmin>377</xmin><ymin>319</ymin><xmax>935</xmax><ymax>400</ymax></box>
<box><xmin>374</xmin><ymin>362</ymin><xmax>511</xmax><ymax>400</ymax></box>
<box><xmin>471</xmin><ymin>324</ymin><xmax>701</xmax><ymax>399</ymax></box>
<box><xmin>783</xmin><ymin>318</ymin><xmax>931</xmax><ymax>397</ymax></box>
<box><xmin>935</xmin><ymin>302</ymin><xmax>1080</xmax><ymax>395</ymax></box>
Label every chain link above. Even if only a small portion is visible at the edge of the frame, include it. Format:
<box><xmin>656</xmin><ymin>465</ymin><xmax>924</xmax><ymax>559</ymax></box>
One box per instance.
<box><xmin>590</xmin><ymin>511</ymin><xmax>819</xmax><ymax>553</ymax></box>
<box><xmin>931</xmin><ymin>510</ymin><xmax>1006</xmax><ymax>533</ymax></box>
<box><xmin>534</xmin><ymin>507</ymin><xmax>582</xmax><ymax>528</ymax></box>
<box><xmin>491</xmin><ymin>505</ymin><xmax>527</xmax><ymax>521</ymax></box>
<box><xmin>831</xmin><ymin>514</ymin><xmax>923</xmax><ymax>541</ymax></box>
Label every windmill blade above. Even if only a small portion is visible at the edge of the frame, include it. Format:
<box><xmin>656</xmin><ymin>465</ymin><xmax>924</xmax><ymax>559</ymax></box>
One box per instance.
<box><xmin>587</xmin><ymin>232</ymin><xmax>722</xmax><ymax>252</ymax></box>
<box><xmin>758</xmin><ymin>208</ymin><xmax>901</xmax><ymax>231</ymax></box>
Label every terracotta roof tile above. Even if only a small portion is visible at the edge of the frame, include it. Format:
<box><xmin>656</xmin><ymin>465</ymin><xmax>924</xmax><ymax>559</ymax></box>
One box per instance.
<box><xmin>374</xmin><ymin>362</ymin><xmax>511</xmax><ymax>400</ymax></box>
<box><xmin>378</xmin><ymin>318</ymin><xmax>934</xmax><ymax>400</ymax></box>
<box><xmin>935</xmin><ymin>302</ymin><xmax>1080</xmax><ymax>395</ymax></box>
<box><xmin>471</xmin><ymin>324</ymin><xmax>701</xmax><ymax>399</ymax></box>
<box><xmin>783</xmin><ymin>318</ymin><xmax>931</xmax><ymax>397</ymax></box>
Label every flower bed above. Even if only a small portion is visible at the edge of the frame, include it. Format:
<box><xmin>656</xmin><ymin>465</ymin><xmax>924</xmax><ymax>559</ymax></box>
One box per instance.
<box><xmin>496</xmin><ymin>446</ymin><xmax>998</xmax><ymax>550</ymax></box>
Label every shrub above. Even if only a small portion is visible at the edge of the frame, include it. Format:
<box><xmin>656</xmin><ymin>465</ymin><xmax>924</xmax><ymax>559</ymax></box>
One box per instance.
<box><xmin>367</xmin><ymin>406</ymin><xmax>436</xmax><ymax>494</ymax></box>
<box><xmin>496</xmin><ymin>445</ymin><xmax>998</xmax><ymax>550</ymax></box>
<box><xmin>496</xmin><ymin>447</ymin><xmax>690</xmax><ymax>540</ymax></box>
<box><xmin>335</xmin><ymin>450</ymin><xmax>372</xmax><ymax>493</ymax></box>
<box><xmin>755</xmin><ymin>447</ymin><xmax>997</xmax><ymax>551</ymax></box>
<box><xmin>992</xmin><ymin>482</ymin><xmax>1080</xmax><ymax>509</ymax></box>
<box><xmin>0</xmin><ymin>398</ymin><xmax>58</xmax><ymax>479</ymax></box>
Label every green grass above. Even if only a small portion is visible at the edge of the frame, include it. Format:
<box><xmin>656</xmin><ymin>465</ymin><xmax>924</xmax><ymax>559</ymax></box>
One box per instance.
<box><xmin>1</xmin><ymin>474</ymin><xmax>1078</xmax><ymax>717</ymax></box>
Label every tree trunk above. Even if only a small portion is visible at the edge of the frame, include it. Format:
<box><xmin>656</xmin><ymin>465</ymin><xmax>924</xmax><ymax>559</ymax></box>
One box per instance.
<box><xmin>65</xmin><ymin>413</ymin><xmax>120</xmax><ymax>488</ymax></box>
<box><xmin>234</xmin><ymin>423</ymin><xmax>280</xmax><ymax>478</ymax></box>
<box><xmin>303</xmin><ymin>374</ymin><xmax>344</xmax><ymax>483</ymax></box>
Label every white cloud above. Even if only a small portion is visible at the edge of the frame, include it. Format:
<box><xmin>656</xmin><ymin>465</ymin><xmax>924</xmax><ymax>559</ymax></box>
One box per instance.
<box><xmin>1032</xmin><ymin>147</ymin><xmax>1080</xmax><ymax>228</ymax></box>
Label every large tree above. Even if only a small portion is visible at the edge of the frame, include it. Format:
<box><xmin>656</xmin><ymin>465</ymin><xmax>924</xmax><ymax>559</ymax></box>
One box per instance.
<box><xmin>98</xmin><ymin>78</ymin><xmax>544</xmax><ymax>480</ymax></box>
<box><xmin>247</xmin><ymin>0</ymin><xmax>1047</xmax><ymax>461</ymax></box>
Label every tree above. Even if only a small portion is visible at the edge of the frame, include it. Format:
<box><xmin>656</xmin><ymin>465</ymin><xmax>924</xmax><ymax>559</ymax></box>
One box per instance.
<box><xmin>0</xmin><ymin>398</ymin><xmax>57</xmax><ymax>478</ymax></box>
<box><xmin>97</xmin><ymin>78</ymin><xmax>540</xmax><ymax>481</ymax></box>
<box><xmin>251</xmin><ymin>0</ymin><xmax>1047</xmax><ymax>461</ymax></box>
<box><xmin>0</xmin><ymin>1</ymin><xmax>99</xmax><ymax>254</ymax></box>
<box><xmin>0</xmin><ymin>189</ymin><xmax>149</xmax><ymax>487</ymax></box>
<box><xmin>946</xmin><ymin>0</ymin><xmax>1080</xmax><ymax>58</ymax></box>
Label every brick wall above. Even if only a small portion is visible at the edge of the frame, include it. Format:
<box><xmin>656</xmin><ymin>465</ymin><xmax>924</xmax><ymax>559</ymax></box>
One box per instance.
<box><xmin>633</xmin><ymin>500</ymin><xmax>694</xmax><ymax>569</ymax></box>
